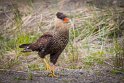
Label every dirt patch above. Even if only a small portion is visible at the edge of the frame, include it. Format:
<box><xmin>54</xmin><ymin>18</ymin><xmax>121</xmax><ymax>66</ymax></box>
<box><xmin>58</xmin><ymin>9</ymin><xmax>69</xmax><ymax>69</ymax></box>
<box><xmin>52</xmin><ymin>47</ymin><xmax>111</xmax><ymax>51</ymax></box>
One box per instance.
<box><xmin>0</xmin><ymin>69</ymin><xmax>124</xmax><ymax>83</ymax></box>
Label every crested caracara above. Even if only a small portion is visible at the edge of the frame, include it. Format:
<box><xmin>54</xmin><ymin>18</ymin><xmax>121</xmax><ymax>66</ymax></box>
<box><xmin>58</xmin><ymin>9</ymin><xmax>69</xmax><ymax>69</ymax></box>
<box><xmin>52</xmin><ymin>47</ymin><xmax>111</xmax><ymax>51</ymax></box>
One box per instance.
<box><xmin>19</xmin><ymin>12</ymin><xmax>70</xmax><ymax>77</ymax></box>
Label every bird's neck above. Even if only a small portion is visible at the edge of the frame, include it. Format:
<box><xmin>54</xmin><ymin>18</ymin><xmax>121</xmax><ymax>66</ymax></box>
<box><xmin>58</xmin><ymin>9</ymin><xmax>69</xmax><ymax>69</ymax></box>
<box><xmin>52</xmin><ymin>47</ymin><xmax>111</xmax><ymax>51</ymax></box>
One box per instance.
<box><xmin>53</xmin><ymin>27</ymin><xmax>69</xmax><ymax>39</ymax></box>
<box><xmin>53</xmin><ymin>18</ymin><xmax>70</xmax><ymax>37</ymax></box>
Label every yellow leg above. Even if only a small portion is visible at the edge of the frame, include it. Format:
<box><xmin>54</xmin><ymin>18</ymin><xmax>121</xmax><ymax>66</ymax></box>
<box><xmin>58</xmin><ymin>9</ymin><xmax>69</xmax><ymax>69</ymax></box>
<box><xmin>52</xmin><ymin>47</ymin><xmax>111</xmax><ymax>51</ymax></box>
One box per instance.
<box><xmin>43</xmin><ymin>58</ymin><xmax>51</xmax><ymax>70</ymax></box>
<box><xmin>43</xmin><ymin>59</ymin><xmax>57</xmax><ymax>77</ymax></box>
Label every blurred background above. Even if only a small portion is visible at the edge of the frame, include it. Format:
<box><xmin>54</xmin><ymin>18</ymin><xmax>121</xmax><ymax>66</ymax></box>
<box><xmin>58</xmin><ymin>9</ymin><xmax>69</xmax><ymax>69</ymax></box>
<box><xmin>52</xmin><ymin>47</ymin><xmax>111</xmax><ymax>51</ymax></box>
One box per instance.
<box><xmin>0</xmin><ymin>0</ymin><xmax>124</xmax><ymax>74</ymax></box>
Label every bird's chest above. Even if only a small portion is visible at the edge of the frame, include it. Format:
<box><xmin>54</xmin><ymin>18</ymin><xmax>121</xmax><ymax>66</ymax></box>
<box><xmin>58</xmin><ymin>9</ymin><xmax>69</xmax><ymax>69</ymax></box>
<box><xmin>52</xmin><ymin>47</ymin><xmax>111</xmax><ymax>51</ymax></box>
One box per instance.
<box><xmin>50</xmin><ymin>34</ymin><xmax>69</xmax><ymax>52</ymax></box>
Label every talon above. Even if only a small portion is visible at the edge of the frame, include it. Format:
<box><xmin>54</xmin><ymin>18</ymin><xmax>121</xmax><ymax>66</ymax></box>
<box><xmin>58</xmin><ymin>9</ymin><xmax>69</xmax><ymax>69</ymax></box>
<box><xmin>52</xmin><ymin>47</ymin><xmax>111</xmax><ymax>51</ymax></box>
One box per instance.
<box><xmin>48</xmin><ymin>72</ymin><xmax>58</xmax><ymax>77</ymax></box>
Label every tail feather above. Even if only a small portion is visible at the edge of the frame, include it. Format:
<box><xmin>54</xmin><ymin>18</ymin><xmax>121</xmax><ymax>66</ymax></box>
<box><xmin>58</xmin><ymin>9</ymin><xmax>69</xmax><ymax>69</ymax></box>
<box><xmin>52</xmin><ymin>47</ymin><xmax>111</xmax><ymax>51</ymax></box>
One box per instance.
<box><xmin>19</xmin><ymin>44</ymin><xmax>32</xmax><ymax>52</ymax></box>
<box><xmin>19</xmin><ymin>44</ymin><xmax>30</xmax><ymax>48</ymax></box>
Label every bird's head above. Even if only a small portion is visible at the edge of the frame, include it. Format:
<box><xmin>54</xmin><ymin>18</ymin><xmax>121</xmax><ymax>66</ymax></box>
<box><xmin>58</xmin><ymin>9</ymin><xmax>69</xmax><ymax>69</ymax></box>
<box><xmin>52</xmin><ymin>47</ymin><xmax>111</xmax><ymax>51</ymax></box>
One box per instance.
<box><xmin>56</xmin><ymin>12</ymin><xmax>69</xmax><ymax>23</ymax></box>
<box><xmin>54</xmin><ymin>12</ymin><xmax>72</xmax><ymax>31</ymax></box>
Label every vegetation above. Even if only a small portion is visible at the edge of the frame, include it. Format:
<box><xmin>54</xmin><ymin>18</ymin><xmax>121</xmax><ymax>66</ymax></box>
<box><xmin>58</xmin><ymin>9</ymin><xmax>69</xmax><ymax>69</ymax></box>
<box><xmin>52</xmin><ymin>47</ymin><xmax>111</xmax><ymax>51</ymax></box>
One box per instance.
<box><xmin>0</xmin><ymin>1</ymin><xmax>124</xmax><ymax>74</ymax></box>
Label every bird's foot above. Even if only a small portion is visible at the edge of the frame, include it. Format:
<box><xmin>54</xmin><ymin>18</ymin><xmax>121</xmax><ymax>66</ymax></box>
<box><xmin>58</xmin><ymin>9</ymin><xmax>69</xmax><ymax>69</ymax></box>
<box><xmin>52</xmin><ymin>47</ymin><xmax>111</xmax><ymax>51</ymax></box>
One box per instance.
<box><xmin>48</xmin><ymin>72</ymin><xmax>58</xmax><ymax>78</ymax></box>
<box><xmin>48</xmin><ymin>65</ymin><xmax>58</xmax><ymax>77</ymax></box>
<box><xmin>47</xmin><ymin>65</ymin><xmax>59</xmax><ymax>77</ymax></box>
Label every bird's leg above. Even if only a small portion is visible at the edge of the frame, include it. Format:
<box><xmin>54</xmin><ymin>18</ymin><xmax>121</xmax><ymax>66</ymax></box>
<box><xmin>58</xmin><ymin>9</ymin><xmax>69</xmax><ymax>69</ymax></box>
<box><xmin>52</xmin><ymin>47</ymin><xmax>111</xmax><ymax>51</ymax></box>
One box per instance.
<box><xmin>48</xmin><ymin>63</ymin><xmax>57</xmax><ymax>77</ymax></box>
<box><xmin>43</xmin><ymin>59</ymin><xmax>57</xmax><ymax>77</ymax></box>
<box><xmin>43</xmin><ymin>58</ymin><xmax>51</xmax><ymax>71</ymax></box>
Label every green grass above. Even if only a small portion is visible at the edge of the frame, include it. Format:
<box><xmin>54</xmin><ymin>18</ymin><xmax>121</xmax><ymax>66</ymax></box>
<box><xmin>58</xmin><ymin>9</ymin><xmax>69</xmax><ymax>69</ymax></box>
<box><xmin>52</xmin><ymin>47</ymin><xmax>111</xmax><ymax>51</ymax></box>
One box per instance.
<box><xmin>111</xmin><ymin>69</ymin><xmax>124</xmax><ymax>74</ymax></box>
<box><xmin>28</xmin><ymin>64</ymin><xmax>44</xmax><ymax>71</ymax></box>
<box><xmin>0</xmin><ymin>35</ymin><xmax>15</xmax><ymax>55</ymax></box>
<box><xmin>83</xmin><ymin>51</ymin><xmax>105</xmax><ymax>67</ymax></box>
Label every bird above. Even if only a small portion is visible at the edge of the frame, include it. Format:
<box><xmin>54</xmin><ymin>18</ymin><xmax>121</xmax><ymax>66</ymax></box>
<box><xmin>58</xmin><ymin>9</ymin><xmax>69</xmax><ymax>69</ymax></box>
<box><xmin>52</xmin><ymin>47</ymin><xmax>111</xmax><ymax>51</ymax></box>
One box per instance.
<box><xmin>19</xmin><ymin>12</ymin><xmax>70</xmax><ymax>77</ymax></box>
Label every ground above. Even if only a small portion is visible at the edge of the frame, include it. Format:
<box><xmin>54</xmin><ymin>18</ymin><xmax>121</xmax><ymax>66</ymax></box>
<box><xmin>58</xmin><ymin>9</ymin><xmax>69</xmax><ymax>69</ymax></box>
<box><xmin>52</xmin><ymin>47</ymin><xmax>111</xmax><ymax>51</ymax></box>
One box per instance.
<box><xmin>0</xmin><ymin>68</ymin><xmax>124</xmax><ymax>83</ymax></box>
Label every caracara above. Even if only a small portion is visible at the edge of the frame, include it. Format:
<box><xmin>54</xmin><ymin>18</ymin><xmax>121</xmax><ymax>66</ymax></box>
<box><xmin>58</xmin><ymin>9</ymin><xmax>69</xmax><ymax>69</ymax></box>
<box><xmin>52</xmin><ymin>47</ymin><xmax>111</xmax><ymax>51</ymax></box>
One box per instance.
<box><xmin>19</xmin><ymin>12</ymin><xmax>70</xmax><ymax>77</ymax></box>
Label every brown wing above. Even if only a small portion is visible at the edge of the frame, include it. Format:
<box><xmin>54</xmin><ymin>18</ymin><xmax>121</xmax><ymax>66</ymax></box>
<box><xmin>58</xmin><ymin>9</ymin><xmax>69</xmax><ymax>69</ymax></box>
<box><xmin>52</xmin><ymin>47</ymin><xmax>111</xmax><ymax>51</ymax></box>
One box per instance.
<box><xmin>29</xmin><ymin>33</ymin><xmax>53</xmax><ymax>51</ymax></box>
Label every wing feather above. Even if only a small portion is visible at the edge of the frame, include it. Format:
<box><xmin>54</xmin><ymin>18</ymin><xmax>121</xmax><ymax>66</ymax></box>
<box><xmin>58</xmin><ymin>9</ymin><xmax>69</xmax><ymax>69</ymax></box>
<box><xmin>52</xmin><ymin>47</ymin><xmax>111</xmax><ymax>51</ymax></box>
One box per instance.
<box><xmin>29</xmin><ymin>33</ymin><xmax>53</xmax><ymax>51</ymax></box>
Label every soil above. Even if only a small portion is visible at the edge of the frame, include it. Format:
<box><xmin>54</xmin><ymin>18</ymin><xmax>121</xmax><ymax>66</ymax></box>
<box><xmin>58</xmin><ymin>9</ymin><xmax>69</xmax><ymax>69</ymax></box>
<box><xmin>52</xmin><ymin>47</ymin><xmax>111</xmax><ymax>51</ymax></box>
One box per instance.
<box><xmin>0</xmin><ymin>69</ymin><xmax>124</xmax><ymax>83</ymax></box>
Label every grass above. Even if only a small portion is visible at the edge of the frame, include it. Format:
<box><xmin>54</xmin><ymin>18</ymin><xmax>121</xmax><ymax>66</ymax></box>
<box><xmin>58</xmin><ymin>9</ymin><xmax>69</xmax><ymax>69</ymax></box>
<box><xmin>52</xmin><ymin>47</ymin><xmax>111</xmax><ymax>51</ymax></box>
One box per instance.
<box><xmin>83</xmin><ymin>51</ymin><xmax>105</xmax><ymax>66</ymax></box>
<box><xmin>111</xmin><ymin>69</ymin><xmax>124</xmax><ymax>74</ymax></box>
<box><xmin>28</xmin><ymin>64</ymin><xmax>43</xmax><ymax>71</ymax></box>
<box><xmin>0</xmin><ymin>2</ymin><xmax>124</xmax><ymax>72</ymax></box>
